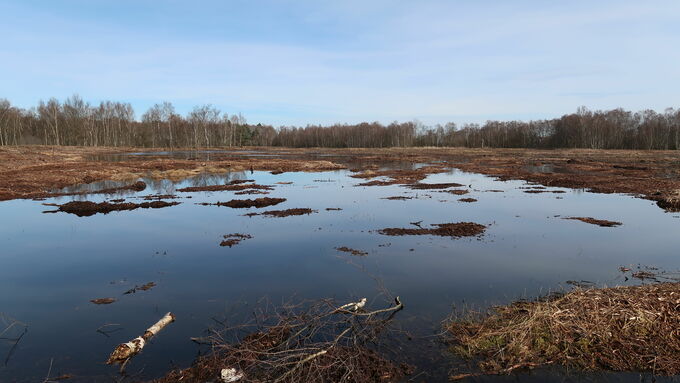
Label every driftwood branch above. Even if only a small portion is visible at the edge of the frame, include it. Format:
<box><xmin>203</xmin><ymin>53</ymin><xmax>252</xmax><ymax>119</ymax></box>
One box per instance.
<box><xmin>106</xmin><ymin>312</ymin><xmax>175</xmax><ymax>372</ymax></box>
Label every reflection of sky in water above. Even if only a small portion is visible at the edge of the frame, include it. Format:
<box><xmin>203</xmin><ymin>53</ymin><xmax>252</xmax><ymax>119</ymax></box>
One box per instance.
<box><xmin>1</xmin><ymin>167</ymin><xmax>679</xmax><ymax>381</ymax></box>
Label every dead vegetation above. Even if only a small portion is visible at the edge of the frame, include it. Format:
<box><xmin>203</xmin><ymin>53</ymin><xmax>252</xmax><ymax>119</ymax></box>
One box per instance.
<box><xmin>378</xmin><ymin>222</ymin><xmax>486</xmax><ymax>238</ymax></box>
<box><xmin>150</xmin><ymin>296</ymin><xmax>406</xmax><ymax>383</ymax></box>
<box><xmin>45</xmin><ymin>200</ymin><xmax>180</xmax><ymax>217</ymax></box>
<box><xmin>382</xmin><ymin>196</ymin><xmax>413</xmax><ymax>200</ymax></box>
<box><xmin>177</xmin><ymin>183</ymin><xmax>273</xmax><ymax>193</ymax></box>
<box><xmin>91</xmin><ymin>298</ymin><xmax>116</xmax><ymax>305</ymax></box>
<box><xmin>124</xmin><ymin>282</ymin><xmax>156</xmax><ymax>295</ymax></box>
<box><xmin>201</xmin><ymin>198</ymin><xmax>286</xmax><ymax>209</ymax></box>
<box><xmin>220</xmin><ymin>233</ymin><xmax>253</xmax><ymax>247</ymax></box>
<box><xmin>244</xmin><ymin>208</ymin><xmax>316</xmax><ymax>218</ymax></box>
<box><xmin>335</xmin><ymin>247</ymin><xmax>368</xmax><ymax>256</ymax></box>
<box><xmin>458</xmin><ymin>198</ymin><xmax>478</xmax><ymax>203</ymax></box>
<box><xmin>563</xmin><ymin>217</ymin><xmax>622</xmax><ymax>227</ymax></box>
<box><xmin>405</xmin><ymin>182</ymin><xmax>464</xmax><ymax>190</ymax></box>
<box><xmin>439</xmin><ymin>189</ymin><xmax>469</xmax><ymax>195</ymax></box>
<box><xmin>446</xmin><ymin>282</ymin><xmax>680</xmax><ymax>378</ymax></box>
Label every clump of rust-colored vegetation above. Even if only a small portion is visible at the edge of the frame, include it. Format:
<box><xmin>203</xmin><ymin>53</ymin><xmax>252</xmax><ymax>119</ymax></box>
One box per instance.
<box><xmin>458</xmin><ymin>198</ymin><xmax>478</xmax><ymax>203</ymax></box>
<box><xmin>335</xmin><ymin>246</ymin><xmax>368</xmax><ymax>256</ymax></box>
<box><xmin>47</xmin><ymin>200</ymin><xmax>179</xmax><ymax>217</ymax></box>
<box><xmin>379</xmin><ymin>222</ymin><xmax>486</xmax><ymax>238</ymax></box>
<box><xmin>220</xmin><ymin>233</ymin><xmax>253</xmax><ymax>247</ymax></box>
<box><xmin>245</xmin><ymin>208</ymin><xmax>316</xmax><ymax>218</ymax></box>
<box><xmin>563</xmin><ymin>217</ymin><xmax>622</xmax><ymax>227</ymax></box>
<box><xmin>90</xmin><ymin>298</ymin><xmax>116</xmax><ymax>305</ymax></box>
<box><xmin>201</xmin><ymin>198</ymin><xmax>286</xmax><ymax>209</ymax></box>
<box><xmin>405</xmin><ymin>182</ymin><xmax>464</xmax><ymax>190</ymax></box>
<box><xmin>150</xmin><ymin>297</ymin><xmax>406</xmax><ymax>383</ymax></box>
<box><xmin>446</xmin><ymin>282</ymin><xmax>680</xmax><ymax>378</ymax></box>
<box><xmin>177</xmin><ymin>183</ymin><xmax>272</xmax><ymax>193</ymax></box>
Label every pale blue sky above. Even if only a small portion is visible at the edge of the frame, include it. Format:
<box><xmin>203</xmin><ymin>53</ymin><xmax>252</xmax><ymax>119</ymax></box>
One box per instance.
<box><xmin>1</xmin><ymin>0</ymin><xmax>678</xmax><ymax>125</ymax></box>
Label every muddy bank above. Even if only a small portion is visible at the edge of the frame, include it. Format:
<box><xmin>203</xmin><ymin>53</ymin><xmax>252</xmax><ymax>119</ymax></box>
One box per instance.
<box><xmin>46</xmin><ymin>200</ymin><xmax>180</xmax><ymax>217</ymax></box>
<box><xmin>244</xmin><ymin>208</ymin><xmax>316</xmax><ymax>218</ymax></box>
<box><xmin>446</xmin><ymin>282</ymin><xmax>680</xmax><ymax>378</ymax></box>
<box><xmin>563</xmin><ymin>217</ymin><xmax>622</xmax><ymax>227</ymax></box>
<box><xmin>379</xmin><ymin>222</ymin><xmax>486</xmax><ymax>238</ymax></box>
<box><xmin>200</xmin><ymin>198</ymin><xmax>286</xmax><ymax>209</ymax></box>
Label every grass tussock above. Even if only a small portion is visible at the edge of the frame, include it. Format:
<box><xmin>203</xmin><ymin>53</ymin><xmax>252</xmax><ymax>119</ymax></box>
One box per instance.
<box><xmin>446</xmin><ymin>282</ymin><xmax>680</xmax><ymax>377</ymax></box>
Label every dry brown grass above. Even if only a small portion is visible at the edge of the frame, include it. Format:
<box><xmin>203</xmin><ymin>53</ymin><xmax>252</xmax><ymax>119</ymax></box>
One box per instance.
<box><xmin>445</xmin><ymin>282</ymin><xmax>680</xmax><ymax>378</ymax></box>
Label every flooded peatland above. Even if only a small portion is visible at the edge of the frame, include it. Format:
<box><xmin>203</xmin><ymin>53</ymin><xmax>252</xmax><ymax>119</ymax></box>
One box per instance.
<box><xmin>1</xmin><ymin>152</ymin><xmax>680</xmax><ymax>382</ymax></box>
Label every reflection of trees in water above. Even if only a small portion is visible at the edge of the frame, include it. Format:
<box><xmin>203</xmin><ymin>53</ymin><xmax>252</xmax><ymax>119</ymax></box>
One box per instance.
<box><xmin>185</xmin><ymin>171</ymin><xmax>248</xmax><ymax>187</ymax></box>
<box><xmin>53</xmin><ymin>170</ymin><xmax>250</xmax><ymax>199</ymax></box>
<box><xmin>142</xmin><ymin>171</ymin><xmax>249</xmax><ymax>193</ymax></box>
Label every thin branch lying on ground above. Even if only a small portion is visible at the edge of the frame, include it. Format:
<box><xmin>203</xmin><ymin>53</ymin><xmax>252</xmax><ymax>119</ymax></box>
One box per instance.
<box><xmin>151</xmin><ymin>296</ymin><xmax>408</xmax><ymax>383</ymax></box>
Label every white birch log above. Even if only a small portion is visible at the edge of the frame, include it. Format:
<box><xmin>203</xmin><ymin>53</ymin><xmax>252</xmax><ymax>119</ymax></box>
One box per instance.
<box><xmin>106</xmin><ymin>312</ymin><xmax>175</xmax><ymax>367</ymax></box>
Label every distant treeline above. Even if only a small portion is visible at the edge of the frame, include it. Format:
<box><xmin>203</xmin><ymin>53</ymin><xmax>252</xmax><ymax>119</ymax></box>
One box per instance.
<box><xmin>1</xmin><ymin>96</ymin><xmax>679</xmax><ymax>150</ymax></box>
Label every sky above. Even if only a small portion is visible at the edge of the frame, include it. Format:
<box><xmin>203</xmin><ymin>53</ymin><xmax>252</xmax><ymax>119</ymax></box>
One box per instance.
<box><xmin>1</xmin><ymin>0</ymin><xmax>679</xmax><ymax>126</ymax></box>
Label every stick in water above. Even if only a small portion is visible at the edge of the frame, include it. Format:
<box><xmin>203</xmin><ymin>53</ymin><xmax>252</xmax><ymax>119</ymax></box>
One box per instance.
<box><xmin>106</xmin><ymin>312</ymin><xmax>175</xmax><ymax>372</ymax></box>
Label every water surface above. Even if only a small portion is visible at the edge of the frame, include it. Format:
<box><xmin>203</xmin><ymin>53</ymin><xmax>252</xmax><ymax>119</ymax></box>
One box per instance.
<box><xmin>1</xmin><ymin>161</ymin><xmax>679</xmax><ymax>382</ymax></box>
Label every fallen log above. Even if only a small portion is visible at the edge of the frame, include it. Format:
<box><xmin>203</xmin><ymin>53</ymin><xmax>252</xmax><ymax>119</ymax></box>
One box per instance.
<box><xmin>106</xmin><ymin>312</ymin><xmax>175</xmax><ymax>372</ymax></box>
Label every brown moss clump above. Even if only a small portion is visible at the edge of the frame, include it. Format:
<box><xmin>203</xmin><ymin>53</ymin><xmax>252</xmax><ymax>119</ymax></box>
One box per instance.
<box><xmin>563</xmin><ymin>217</ymin><xmax>622</xmax><ymax>227</ymax></box>
<box><xmin>176</xmin><ymin>184</ymin><xmax>272</xmax><ymax>192</ymax></box>
<box><xmin>458</xmin><ymin>198</ymin><xmax>478</xmax><ymax>203</ymax></box>
<box><xmin>379</xmin><ymin>222</ymin><xmax>486</xmax><ymax>238</ymax></box>
<box><xmin>90</xmin><ymin>298</ymin><xmax>116</xmax><ymax>305</ymax></box>
<box><xmin>220</xmin><ymin>233</ymin><xmax>253</xmax><ymax>247</ymax></box>
<box><xmin>258</xmin><ymin>208</ymin><xmax>316</xmax><ymax>217</ymax></box>
<box><xmin>207</xmin><ymin>198</ymin><xmax>286</xmax><ymax>209</ymax></box>
<box><xmin>406</xmin><ymin>182</ymin><xmax>464</xmax><ymax>190</ymax></box>
<box><xmin>51</xmin><ymin>200</ymin><xmax>179</xmax><ymax>217</ymax></box>
<box><xmin>446</xmin><ymin>282</ymin><xmax>680</xmax><ymax>377</ymax></box>
<box><xmin>335</xmin><ymin>246</ymin><xmax>368</xmax><ymax>256</ymax></box>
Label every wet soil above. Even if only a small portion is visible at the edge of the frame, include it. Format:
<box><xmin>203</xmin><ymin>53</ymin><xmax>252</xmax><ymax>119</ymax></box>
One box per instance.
<box><xmin>563</xmin><ymin>217</ymin><xmax>623</xmax><ymax>227</ymax></box>
<box><xmin>378</xmin><ymin>222</ymin><xmax>486</xmax><ymax>238</ymax></box>
<box><xmin>47</xmin><ymin>200</ymin><xmax>180</xmax><ymax>217</ymax></box>
<box><xmin>382</xmin><ymin>196</ymin><xmax>413</xmax><ymax>200</ymax></box>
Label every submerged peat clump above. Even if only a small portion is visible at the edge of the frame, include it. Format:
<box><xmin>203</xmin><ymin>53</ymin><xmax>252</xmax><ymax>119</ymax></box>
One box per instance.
<box><xmin>202</xmin><ymin>198</ymin><xmax>286</xmax><ymax>209</ymax></box>
<box><xmin>176</xmin><ymin>183</ymin><xmax>272</xmax><ymax>193</ymax></box>
<box><xmin>563</xmin><ymin>217</ymin><xmax>622</xmax><ymax>227</ymax></box>
<box><xmin>335</xmin><ymin>246</ymin><xmax>368</xmax><ymax>256</ymax></box>
<box><xmin>379</xmin><ymin>222</ymin><xmax>486</xmax><ymax>238</ymax></box>
<box><xmin>220</xmin><ymin>233</ymin><xmax>253</xmax><ymax>247</ymax></box>
<box><xmin>47</xmin><ymin>200</ymin><xmax>179</xmax><ymax>217</ymax></box>
<box><xmin>446</xmin><ymin>282</ymin><xmax>680</xmax><ymax>378</ymax></box>
<box><xmin>405</xmin><ymin>182</ymin><xmax>464</xmax><ymax>190</ymax></box>
<box><xmin>244</xmin><ymin>208</ymin><xmax>316</xmax><ymax>218</ymax></box>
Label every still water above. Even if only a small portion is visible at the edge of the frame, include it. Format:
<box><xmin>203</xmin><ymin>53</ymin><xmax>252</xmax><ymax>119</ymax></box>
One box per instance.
<box><xmin>1</xmin><ymin>161</ymin><xmax>679</xmax><ymax>382</ymax></box>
